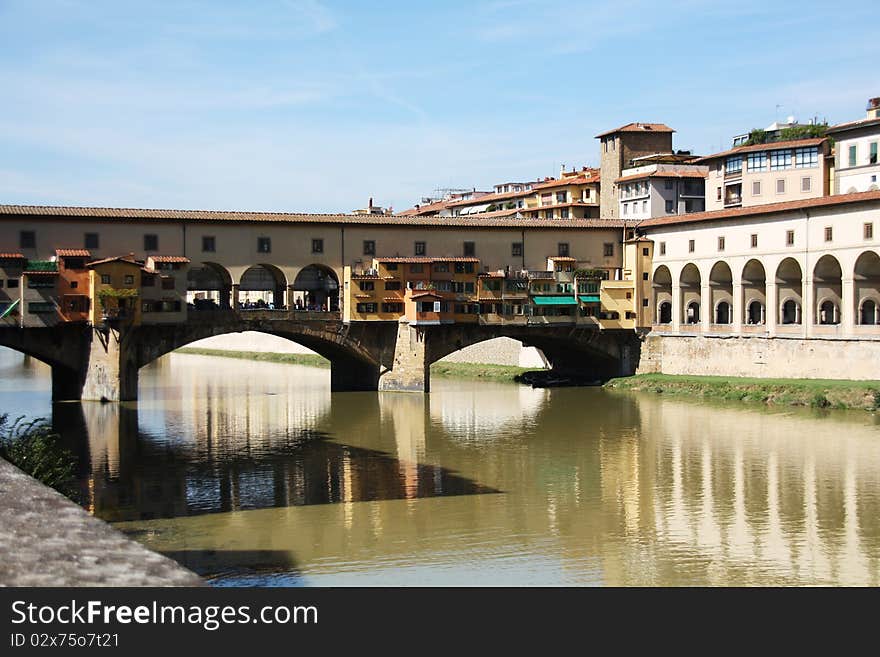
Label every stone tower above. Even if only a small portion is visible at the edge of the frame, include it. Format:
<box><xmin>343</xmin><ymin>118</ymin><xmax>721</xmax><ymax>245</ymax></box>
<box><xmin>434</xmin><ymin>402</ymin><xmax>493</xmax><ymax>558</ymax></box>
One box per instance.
<box><xmin>596</xmin><ymin>123</ymin><xmax>675</xmax><ymax>219</ymax></box>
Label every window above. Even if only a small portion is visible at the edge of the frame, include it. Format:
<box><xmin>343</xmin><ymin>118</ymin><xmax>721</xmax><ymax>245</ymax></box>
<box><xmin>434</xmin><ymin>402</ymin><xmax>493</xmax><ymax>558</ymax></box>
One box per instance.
<box><xmin>258</xmin><ymin>237</ymin><xmax>272</xmax><ymax>253</ymax></box>
<box><xmin>665</xmin><ymin>200</ymin><xmax>674</xmax><ymax>213</ymax></box>
<box><xmin>751</xmin><ymin>233</ymin><xmax>758</xmax><ymax>248</ymax></box>
<box><xmin>101</xmin><ymin>274</ymin><xmax>111</xmax><ymax>284</ymax></box>
<box><xmin>623</xmin><ymin>203</ymin><xmax>629</xmax><ymax>215</ymax></box>
<box><xmin>7</xmin><ymin>279</ymin><xmax>18</xmax><ymax>289</ymax></box>
<box><xmin>414</xmin><ymin>241</ymin><xmax>426</xmax><ymax>256</ymax></box>
<box><xmin>642</xmin><ymin>200</ymin><xmax>648</xmax><ymax>213</ymax></box>
<box><xmin>849</xmin><ymin>145</ymin><xmax>857</xmax><ymax>167</ymax></box>
<box><xmin>801</xmin><ymin>176</ymin><xmax>812</xmax><ymax>192</ymax></box>
<box><xmin>556</xmin><ymin>191</ymin><xmax>567</xmax><ymax>203</ymax></box>
<box><xmin>311</xmin><ymin>238</ymin><xmax>323</xmax><ymax>254</ymax></box>
<box><xmin>603</xmin><ymin>243</ymin><xmax>614</xmax><ymax>257</ymax></box>
<box><xmin>642</xmin><ymin>272</ymin><xmax>649</xmax><ymax>280</ymax></box>
<box><xmin>871</xmin><ymin>142</ymin><xmax>878</xmax><ymax>165</ymax></box>
<box><xmin>410</xmin><ymin>264</ymin><xmax>424</xmax><ymax>273</ymax></box>
<box><xmin>642</xmin><ymin>298</ymin><xmax>649</xmax><ymax>307</ymax></box>
<box><xmin>381</xmin><ymin>302</ymin><xmax>403</xmax><ymax>313</ymax></box>
<box><xmin>544</xmin><ymin>210</ymin><xmax>553</xmax><ymax>220</ymax></box>
<box><xmin>512</xmin><ymin>242</ymin><xmax>523</xmax><ymax>257</ymax></box>
<box><xmin>161</xmin><ymin>278</ymin><xmax>175</xmax><ymax>290</ymax></box>
<box><xmin>463</xmin><ymin>241</ymin><xmax>475</xmax><ymax>257</ymax></box>
<box><xmin>68</xmin><ymin>281</ymin><xmax>77</xmax><ymax>290</ymax></box>
<box><xmin>770</xmin><ymin>150</ymin><xmax>792</xmax><ymax>170</ymax></box>
<box><xmin>141</xmin><ymin>274</ymin><xmax>154</xmax><ymax>287</ymax></box>
<box><xmin>688</xmin><ymin>239</ymin><xmax>695</xmax><ymax>253</ymax></box>
<box><xmin>659</xmin><ymin>242</ymin><xmax>666</xmax><ymax>255</ymax></box>
<box><xmin>716</xmin><ymin>187</ymin><xmax>722</xmax><ymax>201</ymax></box>
<box><xmin>726</xmin><ymin>156</ymin><xmax>742</xmax><ymax>174</ymax></box>
<box><xmin>747</xmin><ymin>152</ymin><xmax>768</xmax><ymax>172</ymax></box>
<box><xmin>776</xmin><ymin>179</ymin><xmax>786</xmax><ymax>194</ymax></box>
<box><xmin>202</xmin><ymin>236</ymin><xmax>216</xmax><ymax>252</ymax></box>
<box><xmin>824</xmin><ymin>226</ymin><xmax>833</xmax><ymax>242</ymax></box>
<box><xmin>385</xmin><ymin>281</ymin><xmax>401</xmax><ymax>291</ymax></box>
<box><xmin>20</xmin><ymin>231</ymin><xmax>35</xmax><ymax>249</ymax></box>
<box><xmin>560</xmin><ymin>208</ymin><xmax>569</xmax><ymax>219</ymax></box>
<box><xmin>795</xmin><ymin>147</ymin><xmax>818</xmax><ymax>168</ymax></box>
<box><xmin>752</xmin><ymin>181</ymin><xmax>761</xmax><ymax>196</ymax></box>
<box><xmin>144</xmin><ymin>234</ymin><xmax>159</xmax><ymax>251</ymax></box>
<box><xmin>558</xmin><ymin>243</ymin><xmax>570</xmax><ymax>257</ymax></box>
<box><xmin>432</xmin><ymin>263</ymin><xmax>447</xmax><ymax>272</ymax></box>
<box><xmin>718</xmin><ymin>236</ymin><xmax>725</xmax><ymax>251</ymax></box>
<box><xmin>642</xmin><ymin>247</ymin><xmax>649</xmax><ymax>256</ymax></box>
<box><xmin>385</xmin><ymin>263</ymin><xmax>398</xmax><ymax>271</ymax></box>
<box><xmin>124</xmin><ymin>274</ymin><xmax>134</xmax><ymax>285</ymax></box>
<box><xmin>454</xmin><ymin>262</ymin><xmax>475</xmax><ymax>274</ymax></box>
<box><xmin>865</xmin><ymin>223</ymin><xmax>874</xmax><ymax>240</ymax></box>
<box><xmin>786</xmin><ymin>230</ymin><xmax>795</xmax><ymax>246</ymax></box>
<box><xmin>363</xmin><ymin>240</ymin><xmax>376</xmax><ymax>256</ymax></box>
<box><xmin>28</xmin><ymin>302</ymin><xmax>55</xmax><ymax>314</ymax></box>
<box><xmin>358</xmin><ymin>281</ymin><xmax>375</xmax><ymax>291</ymax></box>
<box><xmin>356</xmin><ymin>303</ymin><xmax>377</xmax><ymax>313</ymax></box>
<box><xmin>84</xmin><ymin>233</ymin><xmax>99</xmax><ymax>250</ymax></box>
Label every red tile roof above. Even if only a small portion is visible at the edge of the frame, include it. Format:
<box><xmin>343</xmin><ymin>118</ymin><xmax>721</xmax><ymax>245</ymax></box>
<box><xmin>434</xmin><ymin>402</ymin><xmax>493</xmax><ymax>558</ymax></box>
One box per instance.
<box><xmin>409</xmin><ymin>291</ymin><xmax>443</xmax><ymax>299</ymax></box>
<box><xmin>376</xmin><ymin>257</ymin><xmax>480</xmax><ymax>263</ymax></box>
<box><xmin>23</xmin><ymin>270</ymin><xmax>59</xmax><ymax>275</ymax></box>
<box><xmin>398</xmin><ymin>199</ymin><xmax>450</xmax><ymax>216</ymax></box>
<box><xmin>0</xmin><ymin>204</ymin><xmax>624</xmax><ymax>229</ymax></box>
<box><xmin>694</xmin><ymin>137</ymin><xmax>828</xmax><ymax>162</ymax></box>
<box><xmin>533</xmin><ymin>172</ymin><xmax>600</xmax><ymax>190</ymax></box>
<box><xmin>55</xmin><ymin>248</ymin><xmax>91</xmax><ymax>257</ymax></box>
<box><xmin>382</xmin><ymin>296</ymin><xmax>403</xmax><ymax>302</ymax></box>
<box><xmin>826</xmin><ymin>116</ymin><xmax>880</xmax><ymax>134</ymax></box>
<box><xmin>148</xmin><ymin>256</ymin><xmax>190</xmax><ymax>263</ymax></box>
<box><xmin>87</xmin><ymin>255</ymin><xmax>141</xmax><ymax>267</ymax></box>
<box><xmin>595</xmin><ymin>122</ymin><xmax>674</xmax><ymax>138</ymax></box>
<box><xmin>639</xmin><ymin>190</ymin><xmax>880</xmax><ymax>229</ymax></box>
<box><xmin>615</xmin><ymin>169</ymin><xmax>707</xmax><ymax>184</ymax></box>
<box><xmin>0</xmin><ymin>253</ymin><xmax>25</xmax><ymax>259</ymax></box>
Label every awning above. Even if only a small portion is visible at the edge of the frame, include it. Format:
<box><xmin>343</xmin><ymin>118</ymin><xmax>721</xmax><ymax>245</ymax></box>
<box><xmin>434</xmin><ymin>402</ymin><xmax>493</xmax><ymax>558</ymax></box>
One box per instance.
<box><xmin>579</xmin><ymin>295</ymin><xmax>601</xmax><ymax>303</ymax></box>
<box><xmin>532</xmin><ymin>296</ymin><xmax>577</xmax><ymax>305</ymax></box>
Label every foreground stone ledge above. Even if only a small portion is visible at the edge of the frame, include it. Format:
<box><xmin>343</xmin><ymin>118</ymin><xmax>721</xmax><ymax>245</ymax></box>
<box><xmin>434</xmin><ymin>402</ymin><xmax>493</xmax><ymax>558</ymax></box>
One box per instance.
<box><xmin>0</xmin><ymin>458</ymin><xmax>202</xmax><ymax>587</ymax></box>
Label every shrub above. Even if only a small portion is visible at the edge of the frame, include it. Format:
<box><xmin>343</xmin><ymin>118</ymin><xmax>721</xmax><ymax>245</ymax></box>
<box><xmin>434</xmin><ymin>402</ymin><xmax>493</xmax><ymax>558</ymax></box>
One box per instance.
<box><xmin>0</xmin><ymin>414</ymin><xmax>79</xmax><ymax>501</ymax></box>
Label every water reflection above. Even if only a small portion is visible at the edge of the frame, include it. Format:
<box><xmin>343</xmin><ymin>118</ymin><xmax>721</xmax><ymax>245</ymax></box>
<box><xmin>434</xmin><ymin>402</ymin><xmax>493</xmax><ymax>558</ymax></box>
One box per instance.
<box><xmin>2</xmin><ymin>348</ymin><xmax>879</xmax><ymax>586</ymax></box>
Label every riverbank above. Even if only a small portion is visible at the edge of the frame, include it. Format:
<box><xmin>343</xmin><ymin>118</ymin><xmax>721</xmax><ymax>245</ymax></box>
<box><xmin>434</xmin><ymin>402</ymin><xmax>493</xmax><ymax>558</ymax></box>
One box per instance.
<box><xmin>605</xmin><ymin>373</ymin><xmax>880</xmax><ymax>411</ymax></box>
<box><xmin>176</xmin><ymin>348</ymin><xmax>532</xmax><ymax>382</ymax></box>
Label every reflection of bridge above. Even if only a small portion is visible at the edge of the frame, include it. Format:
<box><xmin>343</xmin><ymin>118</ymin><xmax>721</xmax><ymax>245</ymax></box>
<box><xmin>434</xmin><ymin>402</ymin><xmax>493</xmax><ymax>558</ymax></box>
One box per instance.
<box><xmin>0</xmin><ymin>310</ymin><xmax>640</xmax><ymax>401</ymax></box>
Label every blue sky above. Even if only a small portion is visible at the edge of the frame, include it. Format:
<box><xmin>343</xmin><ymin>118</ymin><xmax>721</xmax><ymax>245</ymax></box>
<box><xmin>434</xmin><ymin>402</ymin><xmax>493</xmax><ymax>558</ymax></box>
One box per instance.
<box><xmin>1</xmin><ymin>0</ymin><xmax>878</xmax><ymax>213</ymax></box>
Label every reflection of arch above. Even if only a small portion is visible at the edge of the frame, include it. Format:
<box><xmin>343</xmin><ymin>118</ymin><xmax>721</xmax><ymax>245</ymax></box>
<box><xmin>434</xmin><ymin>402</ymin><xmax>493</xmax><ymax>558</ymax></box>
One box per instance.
<box><xmin>652</xmin><ymin>265</ymin><xmax>672</xmax><ymax>325</ymax></box>
<box><xmin>854</xmin><ymin>251</ymin><xmax>880</xmax><ymax>325</ymax></box>
<box><xmin>240</xmin><ymin>264</ymin><xmax>287</xmax><ymax>308</ymax></box>
<box><xmin>680</xmin><ymin>263</ymin><xmax>701</xmax><ymax>324</ymax></box>
<box><xmin>775</xmin><ymin>258</ymin><xmax>803</xmax><ymax>325</ymax></box>
<box><xmin>292</xmin><ymin>264</ymin><xmax>340</xmax><ymax>312</ymax></box>
<box><xmin>187</xmin><ymin>262</ymin><xmax>233</xmax><ymax>309</ymax></box>
<box><xmin>813</xmin><ymin>255</ymin><xmax>842</xmax><ymax>326</ymax></box>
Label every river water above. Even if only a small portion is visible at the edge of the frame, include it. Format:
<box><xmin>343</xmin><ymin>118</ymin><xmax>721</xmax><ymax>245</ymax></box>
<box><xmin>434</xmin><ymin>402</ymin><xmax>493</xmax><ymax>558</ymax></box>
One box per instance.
<box><xmin>1</xmin><ymin>347</ymin><xmax>879</xmax><ymax>586</ymax></box>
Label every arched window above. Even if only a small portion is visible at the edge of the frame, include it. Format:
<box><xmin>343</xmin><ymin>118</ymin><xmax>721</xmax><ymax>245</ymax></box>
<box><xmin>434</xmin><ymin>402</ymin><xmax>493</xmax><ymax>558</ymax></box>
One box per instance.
<box><xmin>715</xmin><ymin>301</ymin><xmax>731</xmax><ymax>324</ymax></box>
<box><xmin>860</xmin><ymin>299</ymin><xmax>878</xmax><ymax>325</ymax></box>
<box><xmin>658</xmin><ymin>301</ymin><xmax>672</xmax><ymax>324</ymax></box>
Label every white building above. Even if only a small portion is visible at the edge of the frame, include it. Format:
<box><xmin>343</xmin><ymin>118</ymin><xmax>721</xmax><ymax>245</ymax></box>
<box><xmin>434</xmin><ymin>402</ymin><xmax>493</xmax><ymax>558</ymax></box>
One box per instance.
<box><xmin>827</xmin><ymin>97</ymin><xmax>880</xmax><ymax>194</ymax></box>
<box><xmin>617</xmin><ymin>163</ymin><xmax>708</xmax><ymax>220</ymax></box>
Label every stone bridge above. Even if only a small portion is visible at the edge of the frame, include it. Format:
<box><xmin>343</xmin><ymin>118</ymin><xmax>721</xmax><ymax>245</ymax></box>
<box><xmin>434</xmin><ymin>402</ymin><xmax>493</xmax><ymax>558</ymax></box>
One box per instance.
<box><xmin>0</xmin><ymin>311</ymin><xmax>641</xmax><ymax>401</ymax></box>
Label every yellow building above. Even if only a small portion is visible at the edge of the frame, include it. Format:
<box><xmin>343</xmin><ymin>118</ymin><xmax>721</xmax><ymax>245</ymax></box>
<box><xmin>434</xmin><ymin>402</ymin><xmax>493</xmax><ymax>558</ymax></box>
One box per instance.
<box><xmin>87</xmin><ymin>256</ymin><xmax>144</xmax><ymax>326</ymax></box>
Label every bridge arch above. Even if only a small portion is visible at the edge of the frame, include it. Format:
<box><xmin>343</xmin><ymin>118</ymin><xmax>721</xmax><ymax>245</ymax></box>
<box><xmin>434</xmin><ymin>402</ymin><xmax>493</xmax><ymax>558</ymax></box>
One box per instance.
<box><xmin>813</xmin><ymin>254</ymin><xmax>842</xmax><ymax>325</ymax></box>
<box><xmin>240</xmin><ymin>264</ymin><xmax>286</xmax><ymax>309</ymax></box>
<box><xmin>292</xmin><ymin>264</ymin><xmax>339</xmax><ymax>312</ymax></box>
<box><xmin>188</xmin><ymin>262</ymin><xmax>234</xmax><ymax>310</ymax></box>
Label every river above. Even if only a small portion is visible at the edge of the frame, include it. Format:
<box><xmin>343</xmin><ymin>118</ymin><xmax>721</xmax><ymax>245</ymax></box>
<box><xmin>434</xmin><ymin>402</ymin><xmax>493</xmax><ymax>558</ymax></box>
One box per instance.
<box><xmin>1</xmin><ymin>347</ymin><xmax>879</xmax><ymax>586</ymax></box>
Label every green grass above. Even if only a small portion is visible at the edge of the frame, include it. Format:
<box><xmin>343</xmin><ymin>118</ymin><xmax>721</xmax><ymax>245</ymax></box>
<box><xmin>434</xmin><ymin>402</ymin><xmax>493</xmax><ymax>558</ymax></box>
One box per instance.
<box><xmin>604</xmin><ymin>373</ymin><xmax>880</xmax><ymax>411</ymax></box>
<box><xmin>175</xmin><ymin>348</ymin><xmax>330</xmax><ymax>368</ymax></box>
<box><xmin>176</xmin><ymin>347</ymin><xmax>531</xmax><ymax>383</ymax></box>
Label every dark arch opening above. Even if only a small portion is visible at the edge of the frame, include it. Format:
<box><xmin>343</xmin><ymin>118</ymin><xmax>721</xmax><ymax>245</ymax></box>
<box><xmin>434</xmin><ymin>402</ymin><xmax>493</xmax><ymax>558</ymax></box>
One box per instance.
<box><xmin>292</xmin><ymin>265</ymin><xmax>340</xmax><ymax>312</ymax></box>
<box><xmin>854</xmin><ymin>251</ymin><xmax>880</xmax><ymax>325</ymax></box>
<box><xmin>188</xmin><ymin>262</ymin><xmax>233</xmax><ymax>310</ymax></box>
<box><xmin>652</xmin><ymin>266</ymin><xmax>672</xmax><ymax>325</ymax></box>
<box><xmin>775</xmin><ymin>258</ymin><xmax>802</xmax><ymax>325</ymax></box>
<box><xmin>240</xmin><ymin>265</ymin><xmax>287</xmax><ymax>309</ymax></box>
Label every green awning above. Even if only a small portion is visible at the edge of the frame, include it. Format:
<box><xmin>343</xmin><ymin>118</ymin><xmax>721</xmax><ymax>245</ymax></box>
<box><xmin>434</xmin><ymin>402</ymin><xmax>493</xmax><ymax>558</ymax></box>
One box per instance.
<box><xmin>532</xmin><ymin>296</ymin><xmax>577</xmax><ymax>305</ymax></box>
<box><xmin>579</xmin><ymin>295</ymin><xmax>601</xmax><ymax>303</ymax></box>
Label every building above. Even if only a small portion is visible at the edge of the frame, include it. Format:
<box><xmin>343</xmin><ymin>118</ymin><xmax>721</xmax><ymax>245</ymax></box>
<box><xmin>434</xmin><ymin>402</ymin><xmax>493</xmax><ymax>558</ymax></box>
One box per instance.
<box><xmin>699</xmin><ymin>137</ymin><xmax>831</xmax><ymax>212</ymax></box>
<box><xmin>617</xmin><ymin>159</ymin><xmax>708</xmax><ymax>220</ymax></box>
<box><xmin>827</xmin><ymin>97</ymin><xmax>880</xmax><ymax>194</ymax></box>
<box><xmin>596</xmin><ymin>122</ymin><xmax>675</xmax><ymax>220</ymax></box>
<box><xmin>55</xmin><ymin>249</ymin><xmax>91</xmax><ymax>322</ymax></box>
<box><xmin>141</xmin><ymin>255</ymin><xmax>190</xmax><ymax>324</ymax></box>
<box><xmin>641</xmin><ymin>190</ymin><xmax>880</xmax><ymax>336</ymax></box>
<box><xmin>0</xmin><ymin>253</ymin><xmax>25</xmax><ymax>325</ymax></box>
<box><xmin>87</xmin><ymin>256</ymin><xmax>145</xmax><ymax>326</ymax></box>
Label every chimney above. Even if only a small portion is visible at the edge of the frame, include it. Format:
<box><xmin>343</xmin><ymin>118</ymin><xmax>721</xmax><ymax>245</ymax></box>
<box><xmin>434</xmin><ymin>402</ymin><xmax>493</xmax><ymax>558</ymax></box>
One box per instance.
<box><xmin>867</xmin><ymin>97</ymin><xmax>880</xmax><ymax>120</ymax></box>
<box><xmin>368</xmin><ymin>197</ymin><xmax>373</xmax><ymax>208</ymax></box>
<box><xmin>560</xmin><ymin>164</ymin><xmax>566</xmax><ymax>178</ymax></box>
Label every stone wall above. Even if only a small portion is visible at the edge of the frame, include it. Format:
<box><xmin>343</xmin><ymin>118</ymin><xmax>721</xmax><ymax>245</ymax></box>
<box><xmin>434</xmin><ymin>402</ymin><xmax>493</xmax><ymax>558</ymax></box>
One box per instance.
<box><xmin>638</xmin><ymin>334</ymin><xmax>880</xmax><ymax>380</ymax></box>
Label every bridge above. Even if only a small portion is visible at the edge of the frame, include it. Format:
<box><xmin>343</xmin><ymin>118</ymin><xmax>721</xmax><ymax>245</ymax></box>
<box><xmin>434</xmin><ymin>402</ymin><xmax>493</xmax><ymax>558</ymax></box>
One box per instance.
<box><xmin>0</xmin><ymin>311</ymin><xmax>641</xmax><ymax>401</ymax></box>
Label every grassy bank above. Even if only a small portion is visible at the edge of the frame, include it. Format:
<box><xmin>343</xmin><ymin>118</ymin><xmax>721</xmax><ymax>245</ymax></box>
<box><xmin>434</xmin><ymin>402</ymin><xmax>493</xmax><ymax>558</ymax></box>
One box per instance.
<box><xmin>175</xmin><ymin>348</ymin><xmax>330</xmax><ymax>368</ymax></box>
<box><xmin>176</xmin><ymin>347</ymin><xmax>531</xmax><ymax>382</ymax></box>
<box><xmin>605</xmin><ymin>373</ymin><xmax>880</xmax><ymax>411</ymax></box>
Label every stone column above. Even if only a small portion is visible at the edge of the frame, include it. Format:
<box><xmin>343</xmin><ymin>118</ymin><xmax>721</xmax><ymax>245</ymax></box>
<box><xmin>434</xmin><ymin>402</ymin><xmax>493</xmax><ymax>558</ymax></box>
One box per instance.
<box><xmin>671</xmin><ymin>283</ymin><xmax>681</xmax><ymax>333</ymax></box>
<box><xmin>765</xmin><ymin>282</ymin><xmax>777</xmax><ymax>337</ymax></box>
<box><xmin>377</xmin><ymin>322</ymin><xmax>429</xmax><ymax>393</ymax></box>
<box><xmin>732</xmin><ymin>281</ymin><xmax>743</xmax><ymax>335</ymax></box>
<box><xmin>803</xmin><ymin>276</ymin><xmax>813</xmax><ymax>338</ymax></box>
<box><xmin>842</xmin><ymin>277</ymin><xmax>855</xmax><ymax>337</ymax></box>
<box><xmin>701</xmin><ymin>282</ymin><xmax>711</xmax><ymax>332</ymax></box>
<box><xmin>231</xmin><ymin>284</ymin><xmax>241</xmax><ymax>310</ymax></box>
<box><xmin>81</xmin><ymin>328</ymin><xmax>138</xmax><ymax>402</ymax></box>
